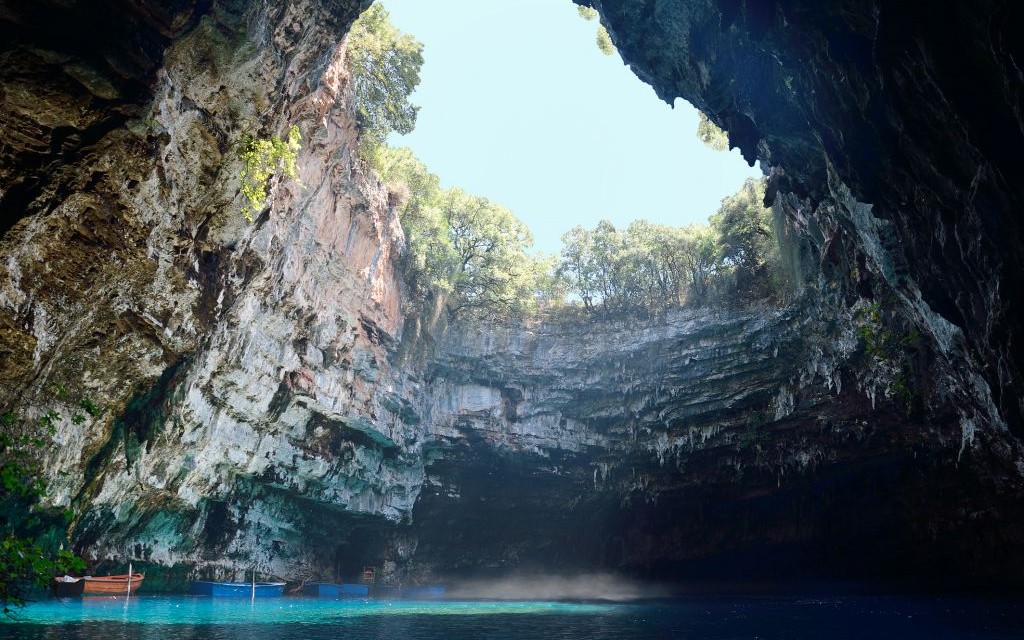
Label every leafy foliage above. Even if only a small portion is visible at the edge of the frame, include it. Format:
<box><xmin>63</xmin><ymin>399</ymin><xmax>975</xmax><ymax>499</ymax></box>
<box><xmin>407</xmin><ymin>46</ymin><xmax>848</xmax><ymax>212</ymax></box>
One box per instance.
<box><xmin>575</xmin><ymin>5</ymin><xmax>615</xmax><ymax>56</ymax></box>
<box><xmin>238</xmin><ymin>125</ymin><xmax>302</xmax><ymax>221</ymax></box>
<box><xmin>558</xmin><ymin>220</ymin><xmax>719</xmax><ymax>314</ymax></box>
<box><xmin>370</xmin><ymin>147</ymin><xmax>554</xmax><ymax>319</ymax></box>
<box><xmin>697</xmin><ymin>112</ymin><xmax>729</xmax><ymax>151</ymax></box>
<box><xmin>855</xmin><ymin>301</ymin><xmax>920</xmax><ymax>408</ymax></box>
<box><xmin>710</xmin><ymin>177</ymin><xmax>782</xmax><ymax>298</ymax></box>
<box><xmin>369</xmin><ymin>146</ymin><xmax>449</xmax><ymax>298</ymax></box>
<box><xmin>595</xmin><ymin>25</ymin><xmax>616</xmax><ymax>56</ymax></box>
<box><xmin>557</xmin><ymin>178</ymin><xmax>791</xmax><ymax>316</ymax></box>
<box><xmin>346</xmin><ymin>3</ymin><xmax>423</xmax><ymax>153</ymax></box>
<box><xmin>1</xmin><ymin>403</ymin><xmax>85</xmax><ymax>614</ymax></box>
<box><xmin>442</xmin><ymin>189</ymin><xmax>537</xmax><ymax>316</ymax></box>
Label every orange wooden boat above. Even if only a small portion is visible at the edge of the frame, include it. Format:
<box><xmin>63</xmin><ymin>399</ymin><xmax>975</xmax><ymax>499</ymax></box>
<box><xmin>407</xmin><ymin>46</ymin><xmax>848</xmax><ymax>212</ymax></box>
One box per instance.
<box><xmin>53</xmin><ymin>573</ymin><xmax>144</xmax><ymax>596</ymax></box>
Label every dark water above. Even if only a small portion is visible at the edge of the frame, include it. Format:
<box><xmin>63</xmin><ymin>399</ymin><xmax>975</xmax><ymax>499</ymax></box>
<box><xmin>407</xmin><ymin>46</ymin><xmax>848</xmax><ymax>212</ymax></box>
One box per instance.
<box><xmin>1</xmin><ymin>595</ymin><xmax>1022</xmax><ymax>639</ymax></box>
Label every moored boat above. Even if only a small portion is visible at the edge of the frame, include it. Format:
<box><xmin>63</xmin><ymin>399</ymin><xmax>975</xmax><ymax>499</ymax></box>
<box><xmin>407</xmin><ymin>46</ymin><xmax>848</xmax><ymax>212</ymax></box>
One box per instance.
<box><xmin>53</xmin><ymin>573</ymin><xmax>144</xmax><ymax>596</ymax></box>
<box><xmin>298</xmin><ymin>581</ymin><xmax>370</xmax><ymax>598</ymax></box>
<box><xmin>300</xmin><ymin>581</ymin><xmax>340</xmax><ymax>597</ymax></box>
<box><xmin>52</xmin><ymin>575</ymin><xmax>84</xmax><ymax>597</ymax></box>
<box><xmin>342</xmin><ymin>583</ymin><xmax>370</xmax><ymax>598</ymax></box>
<box><xmin>402</xmin><ymin>585</ymin><xmax>446</xmax><ymax>600</ymax></box>
<box><xmin>189</xmin><ymin>580</ymin><xmax>285</xmax><ymax>597</ymax></box>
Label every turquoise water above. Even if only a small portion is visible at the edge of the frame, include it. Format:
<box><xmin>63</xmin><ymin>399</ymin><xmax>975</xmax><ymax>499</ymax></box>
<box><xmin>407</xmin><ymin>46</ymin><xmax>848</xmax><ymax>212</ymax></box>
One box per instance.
<box><xmin>2</xmin><ymin>595</ymin><xmax>1023</xmax><ymax>639</ymax></box>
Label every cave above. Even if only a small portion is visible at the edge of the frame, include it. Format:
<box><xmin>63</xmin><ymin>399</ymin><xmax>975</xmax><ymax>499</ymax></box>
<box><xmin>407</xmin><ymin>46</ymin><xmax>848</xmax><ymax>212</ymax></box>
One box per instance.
<box><xmin>1</xmin><ymin>0</ymin><xmax>1022</xmax><ymax>608</ymax></box>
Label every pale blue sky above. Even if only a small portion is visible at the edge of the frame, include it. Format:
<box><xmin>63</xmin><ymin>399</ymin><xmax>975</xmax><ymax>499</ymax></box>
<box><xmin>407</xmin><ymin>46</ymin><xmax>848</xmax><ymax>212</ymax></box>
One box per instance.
<box><xmin>381</xmin><ymin>0</ymin><xmax>761</xmax><ymax>255</ymax></box>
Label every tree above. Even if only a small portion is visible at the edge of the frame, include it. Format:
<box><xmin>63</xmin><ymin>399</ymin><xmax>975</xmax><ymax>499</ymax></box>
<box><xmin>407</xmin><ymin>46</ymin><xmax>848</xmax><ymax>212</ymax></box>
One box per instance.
<box><xmin>370</xmin><ymin>145</ymin><xmax>551</xmax><ymax>318</ymax></box>
<box><xmin>346</xmin><ymin>4</ymin><xmax>424</xmax><ymax>152</ymax></box>
<box><xmin>369</xmin><ymin>146</ymin><xmax>453</xmax><ymax>300</ymax></box>
<box><xmin>697</xmin><ymin>112</ymin><xmax>730</xmax><ymax>151</ymax></box>
<box><xmin>677</xmin><ymin>224</ymin><xmax>719</xmax><ymax>303</ymax></box>
<box><xmin>1</xmin><ymin>404</ymin><xmax>84</xmax><ymax>614</ymax></box>
<box><xmin>710</xmin><ymin>177</ymin><xmax>776</xmax><ymax>296</ymax></box>
<box><xmin>441</xmin><ymin>189</ymin><xmax>539</xmax><ymax>318</ymax></box>
<box><xmin>558</xmin><ymin>225</ymin><xmax>600</xmax><ymax>311</ymax></box>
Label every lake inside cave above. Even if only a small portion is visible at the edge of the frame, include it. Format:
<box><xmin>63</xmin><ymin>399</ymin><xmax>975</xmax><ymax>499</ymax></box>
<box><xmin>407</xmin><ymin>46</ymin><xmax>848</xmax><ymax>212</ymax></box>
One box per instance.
<box><xmin>2</xmin><ymin>594</ymin><xmax>1023</xmax><ymax>639</ymax></box>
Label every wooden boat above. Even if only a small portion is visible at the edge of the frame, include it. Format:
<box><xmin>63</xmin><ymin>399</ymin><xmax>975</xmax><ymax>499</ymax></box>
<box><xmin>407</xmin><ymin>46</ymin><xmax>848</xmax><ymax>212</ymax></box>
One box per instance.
<box><xmin>189</xmin><ymin>580</ymin><xmax>285</xmax><ymax>597</ymax></box>
<box><xmin>52</xmin><ymin>573</ymin><xmax>144</xmax><ymax>596</ymax></box>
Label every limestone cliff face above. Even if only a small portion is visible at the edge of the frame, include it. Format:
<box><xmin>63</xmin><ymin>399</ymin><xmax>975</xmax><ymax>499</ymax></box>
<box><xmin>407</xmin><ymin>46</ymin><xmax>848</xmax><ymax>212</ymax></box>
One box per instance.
<box><xmin>0</xmin><ymin>0</ymin><xmax>417</xmax><ymax>580</ymax></box>
<box><xmin>0</xmin><ymin>0</ymin><xmax>1022</xmax><ymax>590</ymax></box>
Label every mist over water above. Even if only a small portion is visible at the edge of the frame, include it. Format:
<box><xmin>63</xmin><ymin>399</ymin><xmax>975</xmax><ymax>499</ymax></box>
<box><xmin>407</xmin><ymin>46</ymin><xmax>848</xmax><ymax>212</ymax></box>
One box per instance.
<box><xmin>446</xmin><ymin>573</ymin><xmax>668</xmax><ymax>601</ymax></box>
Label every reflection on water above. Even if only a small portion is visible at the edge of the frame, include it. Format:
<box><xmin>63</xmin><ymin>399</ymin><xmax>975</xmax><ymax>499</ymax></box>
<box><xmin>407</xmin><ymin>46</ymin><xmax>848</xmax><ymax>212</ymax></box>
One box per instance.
<box><xmin>4</xmin><ymin>597</ymin><xmax>612</xmax><ymax>625</ymax></box>
<box><xmin>1</xmin><ymin>595</ymin><xmax>1023</xmax><ymax>640</ymax></box>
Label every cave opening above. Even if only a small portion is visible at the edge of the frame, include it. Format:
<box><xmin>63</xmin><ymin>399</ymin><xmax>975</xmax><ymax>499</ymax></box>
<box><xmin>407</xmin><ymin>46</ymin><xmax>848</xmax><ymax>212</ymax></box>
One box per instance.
<box><xmin>380</xmin><ymin>0</ymin><xmax>762</xmax><ymax>255</ymax></box>
<box><xmin>352</xmin><ymin>0</ymin><xmax>803</xmax><ymax>322</ymax></box>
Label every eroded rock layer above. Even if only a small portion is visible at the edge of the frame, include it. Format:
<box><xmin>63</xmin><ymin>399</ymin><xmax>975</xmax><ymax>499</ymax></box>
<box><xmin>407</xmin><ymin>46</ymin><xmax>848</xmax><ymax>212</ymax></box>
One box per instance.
<box><xmin>0</xmin><ymin>0</ymin><xmax>1022</xmax><ymax>590</ymax></box>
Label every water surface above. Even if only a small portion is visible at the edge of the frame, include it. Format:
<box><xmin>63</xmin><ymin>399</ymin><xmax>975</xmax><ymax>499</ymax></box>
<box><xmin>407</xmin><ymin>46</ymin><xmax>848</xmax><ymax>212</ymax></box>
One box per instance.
<box><xmin>2</xmin><ymin>595</ymin><xmax>1022</xmax><ymax>639</ymax></box>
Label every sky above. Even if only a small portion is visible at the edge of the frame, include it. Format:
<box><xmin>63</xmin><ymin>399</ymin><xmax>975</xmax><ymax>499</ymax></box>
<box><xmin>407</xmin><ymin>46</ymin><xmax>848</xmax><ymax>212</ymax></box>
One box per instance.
<box><xmin>381</xmin><ymin>0</ymin><xmax>762</xmax><ymax>255</ymax></box>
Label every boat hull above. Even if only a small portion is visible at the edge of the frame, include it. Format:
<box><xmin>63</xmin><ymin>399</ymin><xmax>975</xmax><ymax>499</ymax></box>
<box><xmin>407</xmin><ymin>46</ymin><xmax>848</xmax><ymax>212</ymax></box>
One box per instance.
<box><xmin>299</xmin><ymin>582</ymin><xmax>370</xmax><ymax>598</ymax></box>
<box><xmin>53</xmin><ymin>573</ymin><xmax>144</xmax><ymax>597</ymax></box>
<box><xmin>189</xmin><ymin>581</ymin><xmax>285</xmax><ymax>597</ymax></box>
<box><xmin>342</xmin><ymin>583</ymin><xmax>370</xmax><ymax>598</ymax></box>
<box><xmin>402</xmin><ymin>585</ymin><xmax>446</xmax><ymax>600</ymax></box>
<box><xmin>301</xmin><ymin>582</ymin><xmax>340</xmax><ymax>597</ymax></box>
<box><xmin>372</xmin><ymin>585</ymin><xmax>445</xmax><ymax>599</ymax></box>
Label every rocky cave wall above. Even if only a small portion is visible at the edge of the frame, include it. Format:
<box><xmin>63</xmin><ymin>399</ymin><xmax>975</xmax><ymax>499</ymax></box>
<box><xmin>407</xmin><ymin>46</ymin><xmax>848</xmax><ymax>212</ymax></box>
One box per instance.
<box><xmin>584</xmin><ymin>0</ymin><xmax>1024</xmax><ymax>439</ymax></box>
<box><xmin>0</xmin><ymin>0</ymin><xmax>1022</xmax><ymax>590</ymax></box>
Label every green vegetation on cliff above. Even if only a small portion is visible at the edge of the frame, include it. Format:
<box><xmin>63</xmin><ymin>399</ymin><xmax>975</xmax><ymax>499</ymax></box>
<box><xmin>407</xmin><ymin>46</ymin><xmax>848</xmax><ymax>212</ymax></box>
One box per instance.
<box><xmin>697</xmin><ymin>112</ymin><xmax>729</xmax><ymax>151</ymax></box>
<box><xmin>371</xmin><ymin>146</ymin><xmax>554</xmax><ymax>319</ymax></box>
<box><xmin>346</xmin><ymin>3</ymin><xmax>423</xmax><ymax>153</ymax></box>
<box><xmin>1</xmin><ymin>396</ymin><xmax>85</xmax><ymax>614</ymax></box>
<box><xmin>558</xmin><ymin>178</ymin><xmax>792</xmax><ymax>316</ymax></box>
<box><xmin>576</xmin><ymin>5</ymin><xmax>616</xmax><ymax>56</ymax></box>
<box><xmin>238</xmin><ymin>125</ymin><xmax>302</xmax><ymax>222</ymax></box>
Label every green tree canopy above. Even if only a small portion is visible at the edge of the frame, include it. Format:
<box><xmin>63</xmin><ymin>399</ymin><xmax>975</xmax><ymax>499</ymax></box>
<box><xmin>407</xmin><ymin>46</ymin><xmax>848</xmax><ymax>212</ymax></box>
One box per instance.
<box><xmin>441</xmin><ymin>189</ymin><xmax>540</xmax><ymax>317</ymax></box>
<box><xmin>556</xmin><ymin>178</ymin><xmax>787</xmax><ymax>316</ymax></box>
<box><xmin>346</xmin><ymin>4</ymin><xmax>424</xmax><ymax>151</ymax></box>
<box><xmin>697</xmin><ymin>112</ymin><xmax>730</xmax><ymax>151</ymax></box>
<box><xmin>558</xmin><ymin>219</ymin><xmax>706</xmax><ymax>314</ymax></box>
<box><xmin>710</xmin><ymin>177</ymin><xmax>778</xmax><ymax>296</ymax></box>
<box><xmin>371</xmin><ymin>147</ymin><xmax>554</xmax><ymax>319</ymax></box>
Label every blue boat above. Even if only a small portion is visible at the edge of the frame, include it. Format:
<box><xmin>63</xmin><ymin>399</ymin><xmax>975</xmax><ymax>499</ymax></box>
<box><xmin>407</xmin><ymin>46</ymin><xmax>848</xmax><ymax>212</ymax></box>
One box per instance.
<box><xmin>300</xmin><ymin>581</ymin><xmax>341</xmax><ymax>597</ymax></box>
<box><xmin>402</xmin><ymin>585</ymin><xmax>446</xmax><ymax>600</ymax></box>
<box><xmin>189</xmin><ymin>580</ymin><xmax>285</xmax><ymax>597</ymax></box>
<box><xmin>300</xmin><ymin>582</ymin><xmax>369</xmax><ymax>598</ymax></box>
<box><xmin>342</xmin><ymin>583</ymin><xmax>370</xmax><ymax>597</ymax></box>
